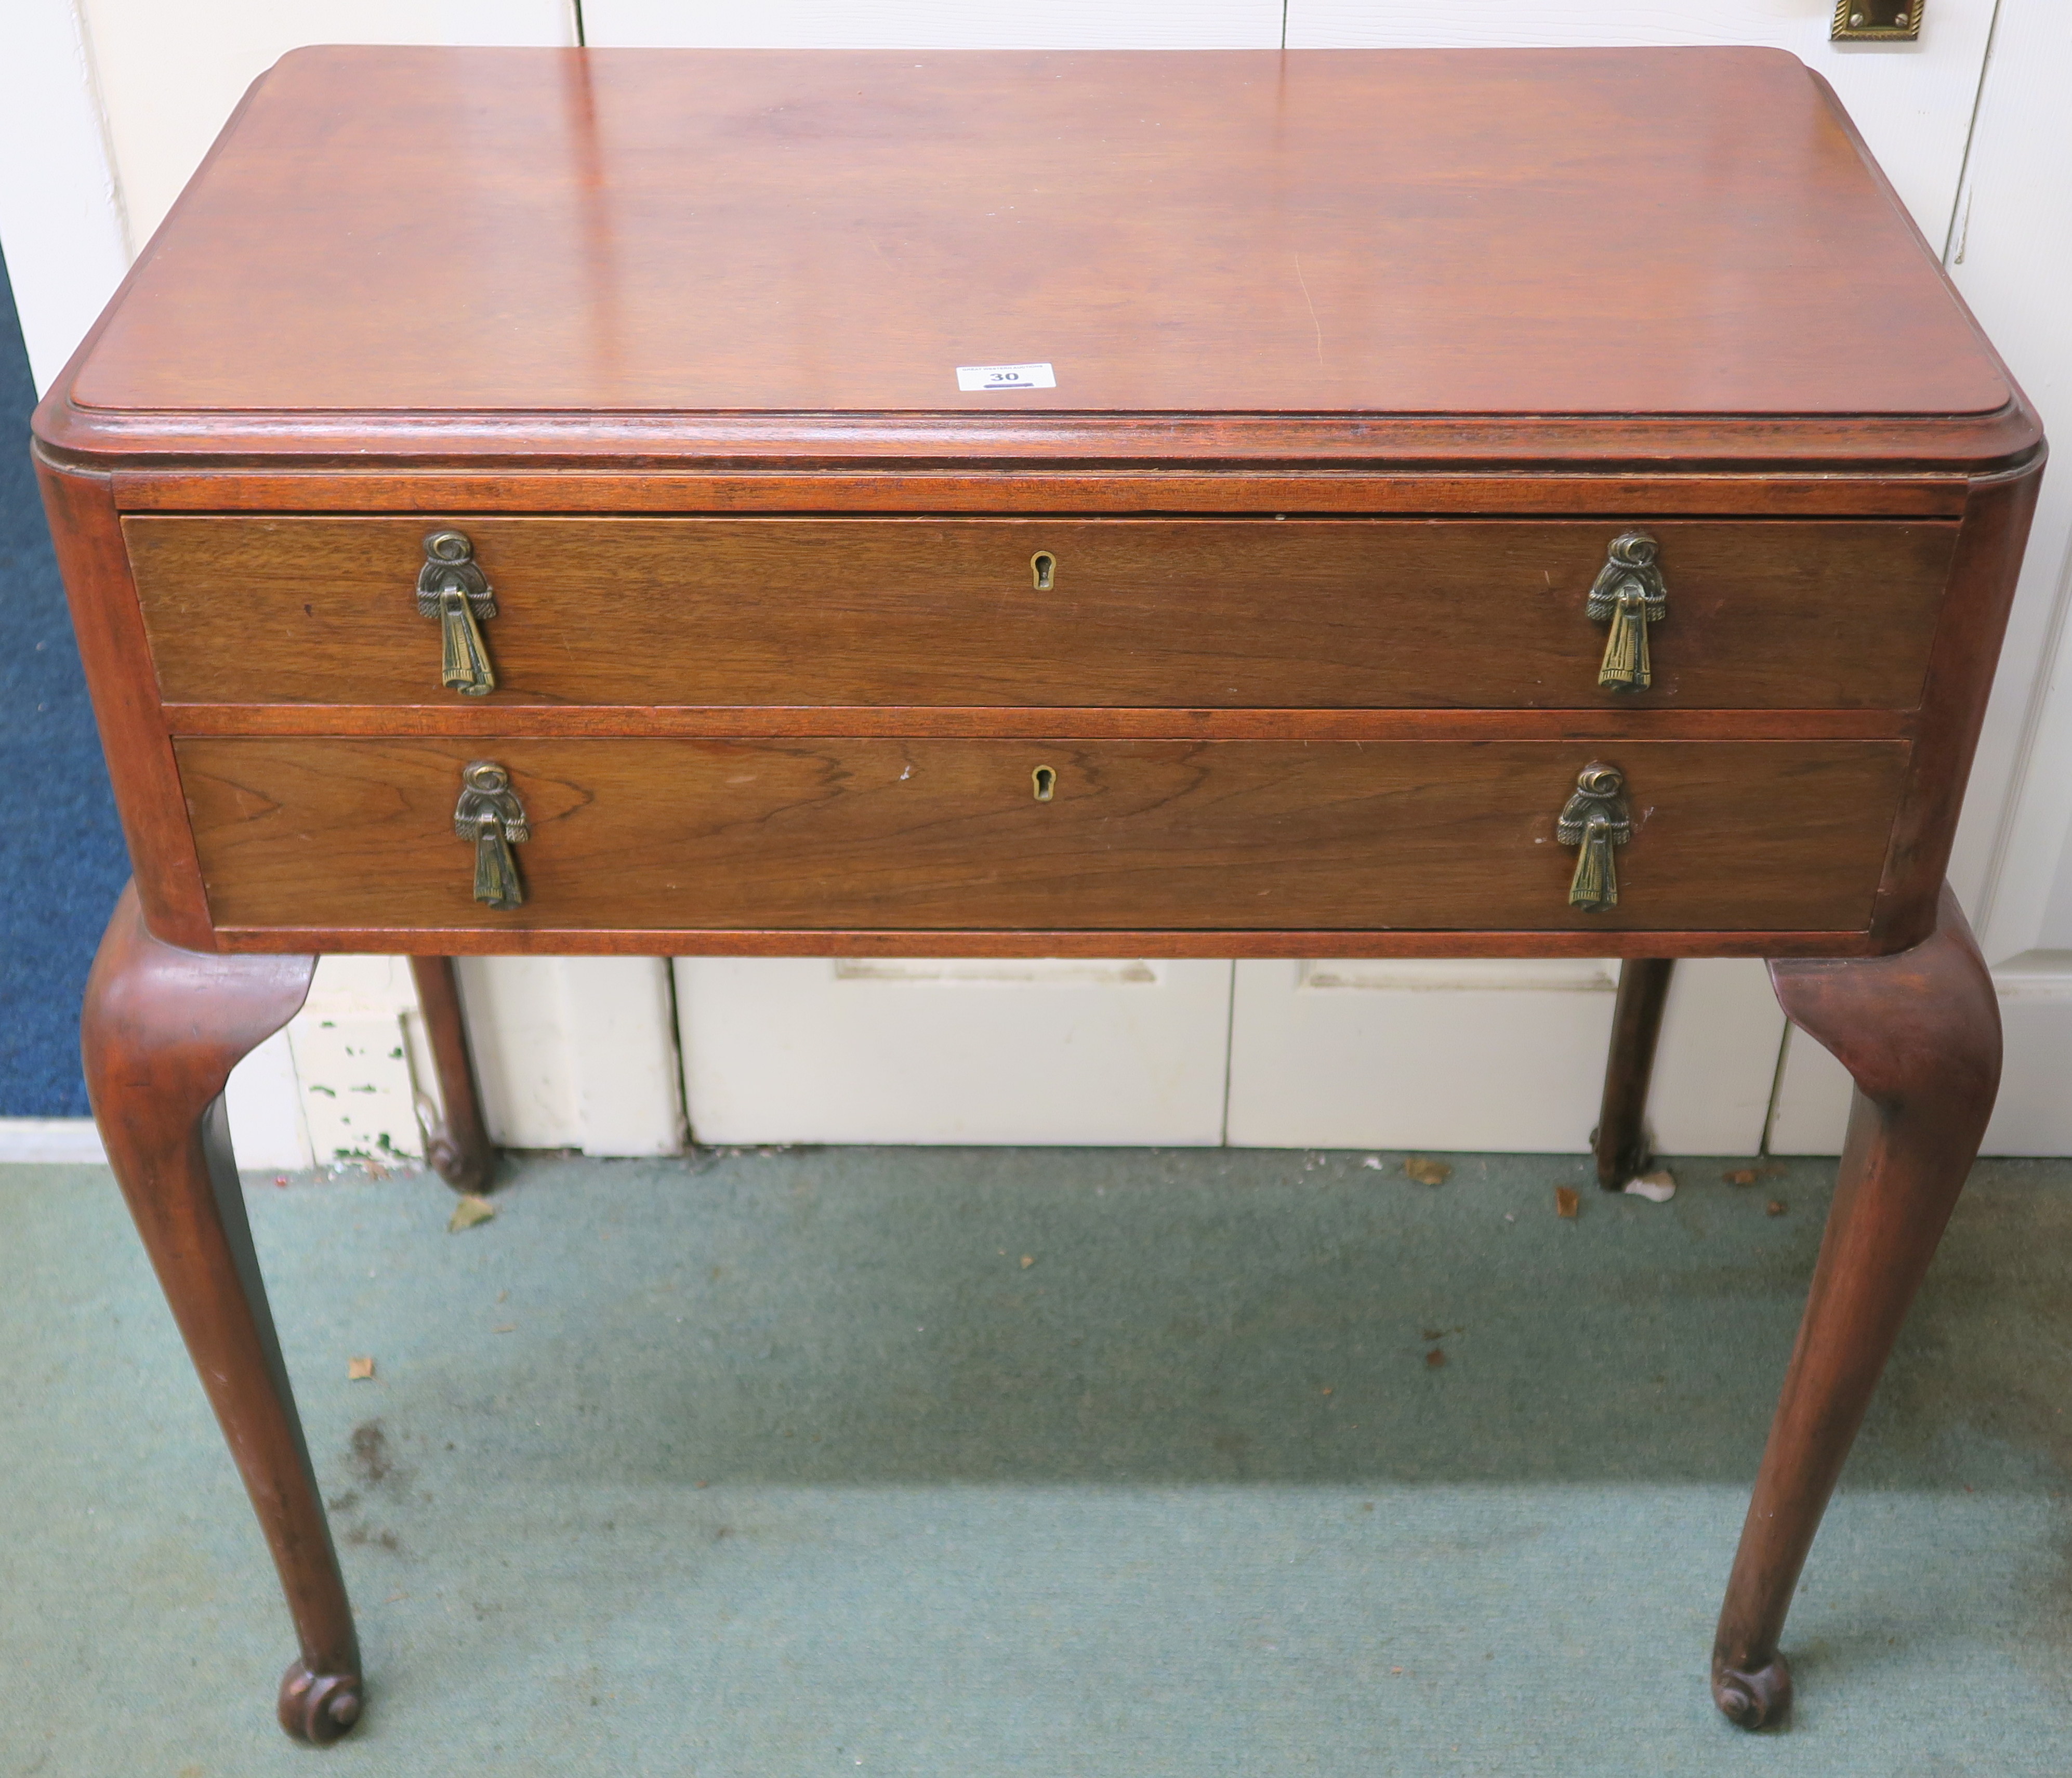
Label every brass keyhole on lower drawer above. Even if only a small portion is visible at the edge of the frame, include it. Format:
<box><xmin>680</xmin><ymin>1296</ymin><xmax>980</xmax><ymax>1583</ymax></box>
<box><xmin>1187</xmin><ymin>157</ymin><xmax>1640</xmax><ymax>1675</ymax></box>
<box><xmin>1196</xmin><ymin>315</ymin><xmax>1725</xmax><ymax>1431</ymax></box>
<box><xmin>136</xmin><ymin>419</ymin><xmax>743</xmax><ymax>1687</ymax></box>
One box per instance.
<box><xmin>1030</xmin><ymin>551</ymin><xmax>1057</xmax><ymax>591</ymax></box>
<box><xmin>1032</xmin><ymin>765</ymin><xmax>1057</xmax><ymax>801</ymax></box>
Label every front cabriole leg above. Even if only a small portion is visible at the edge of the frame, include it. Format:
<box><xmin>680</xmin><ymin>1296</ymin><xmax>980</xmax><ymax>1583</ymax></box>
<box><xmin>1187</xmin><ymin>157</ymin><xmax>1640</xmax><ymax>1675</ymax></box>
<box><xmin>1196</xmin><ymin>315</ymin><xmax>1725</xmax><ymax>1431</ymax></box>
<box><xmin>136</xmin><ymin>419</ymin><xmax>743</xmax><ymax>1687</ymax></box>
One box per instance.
<box><xmin>81</xmin><ymin>885</ymin><xmax>362</xmax><ymax>1743</ymax></box>
<box><xmin>1712</xmin><ymin>884</ymin><xmax>1999</xmax><ymax>1727</ymax></box>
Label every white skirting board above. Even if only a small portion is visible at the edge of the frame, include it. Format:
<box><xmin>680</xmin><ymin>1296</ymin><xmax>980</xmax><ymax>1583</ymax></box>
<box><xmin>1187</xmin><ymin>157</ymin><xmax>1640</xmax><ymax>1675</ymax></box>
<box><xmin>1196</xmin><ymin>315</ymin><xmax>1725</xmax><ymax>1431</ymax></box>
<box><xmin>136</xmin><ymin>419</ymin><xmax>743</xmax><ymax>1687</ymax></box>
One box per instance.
<box><xmin>0</xmin><ymin>1120</ymin><xmax>107</xmax><ymax>1163</ymax></box>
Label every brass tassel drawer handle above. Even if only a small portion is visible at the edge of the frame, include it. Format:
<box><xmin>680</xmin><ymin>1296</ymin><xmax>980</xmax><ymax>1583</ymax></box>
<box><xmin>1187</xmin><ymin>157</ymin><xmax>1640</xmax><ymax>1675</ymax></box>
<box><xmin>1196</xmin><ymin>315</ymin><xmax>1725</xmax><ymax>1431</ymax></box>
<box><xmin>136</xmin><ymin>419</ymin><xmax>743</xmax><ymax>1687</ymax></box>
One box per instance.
<box><xmin>418</xmin><ymin>530</ymin><xmax>498</xmax><ymax>696</ymax></box>
<box><xmin>1558</xmin><ymin>762</ymin><xmax>1632</xmax><ymax>912</ymax></box>
<box><xmin>454</xmin><ymin>760</ymin><xmax>528</xmax><ymax>910</ymax></box>
<box><xmin>1586</xmin><ymin>530</ymin><xmax>1667</xmax><ymax>692</ymax></box>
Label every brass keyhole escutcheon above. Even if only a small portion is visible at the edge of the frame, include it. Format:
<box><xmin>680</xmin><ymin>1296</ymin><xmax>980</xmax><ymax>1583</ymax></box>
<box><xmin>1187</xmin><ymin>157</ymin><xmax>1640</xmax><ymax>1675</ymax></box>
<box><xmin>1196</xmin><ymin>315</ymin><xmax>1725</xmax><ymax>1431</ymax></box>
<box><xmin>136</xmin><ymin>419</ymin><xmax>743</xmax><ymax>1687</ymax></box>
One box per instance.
<box><xmin>1030</xmin><ymin>551</ymin><xmax>1057</xmax><ymax>591</ymax></box>
<box><xmin>1032</xmin><ymin>765</ymin><xmax>1057</xmax><ymax>802</ymax></box>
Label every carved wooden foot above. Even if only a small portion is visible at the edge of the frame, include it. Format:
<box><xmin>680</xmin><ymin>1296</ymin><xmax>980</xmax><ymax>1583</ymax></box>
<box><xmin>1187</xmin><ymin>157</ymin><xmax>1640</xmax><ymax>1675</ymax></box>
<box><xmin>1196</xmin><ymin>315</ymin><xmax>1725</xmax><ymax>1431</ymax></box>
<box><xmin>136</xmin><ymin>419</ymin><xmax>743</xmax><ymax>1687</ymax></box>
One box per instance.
<box><xmin>1713</xmin><ymin>885</ymin><xmax>1999</xmax><ymax>1728</ymax></box>
<box><xmin>279</xmin><ymin>1658</ymin><xmax>364</xmax><ymax>1743</ymax></box>
<box><xmin>408</xmin><ymin>955</ymin><xmax>495</xmax><ymax>1194</ymax></box>
<box><xmin>81</xmin><ymin>886</ymin><xmax>362</xmax><ymax>1744</ymax></box>
<box><xmin>1594</xmin><ymin>956</ymin><xmax>1673</xmax><ymax>1188</ymax></box>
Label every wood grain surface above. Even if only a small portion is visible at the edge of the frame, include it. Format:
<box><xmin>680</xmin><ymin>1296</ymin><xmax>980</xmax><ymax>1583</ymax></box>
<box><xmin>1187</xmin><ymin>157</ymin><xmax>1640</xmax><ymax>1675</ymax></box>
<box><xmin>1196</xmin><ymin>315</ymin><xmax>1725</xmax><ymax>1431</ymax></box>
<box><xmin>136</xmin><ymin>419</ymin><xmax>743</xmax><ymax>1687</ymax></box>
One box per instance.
<box><xmin>177</xmin><ymin>736</ymin><xmax>1905</xmax><ymax>935</ymax></box>
<box><xmin>128</xmin><ymin>516</ymin><xmax>1955</xmax><ymax>712</ymax></box>
<box><xmin>109</xmin><ymin>470</ymin><xmax>1975</xmax><ymax>518</ymax></box>
<box><xmin>154</xmin><ymin>707</ymin><xmax>1916</xmax><ymax>743</ymax></box>
<box><xmin>63</xmin><ymin>47</ymin><xmax>2008</xmax><ymax>420</ymax></box>
<box><xmin>35</xmin><ymin>465</ymin><xmax>213</xmax><ymax>947</ymax></box>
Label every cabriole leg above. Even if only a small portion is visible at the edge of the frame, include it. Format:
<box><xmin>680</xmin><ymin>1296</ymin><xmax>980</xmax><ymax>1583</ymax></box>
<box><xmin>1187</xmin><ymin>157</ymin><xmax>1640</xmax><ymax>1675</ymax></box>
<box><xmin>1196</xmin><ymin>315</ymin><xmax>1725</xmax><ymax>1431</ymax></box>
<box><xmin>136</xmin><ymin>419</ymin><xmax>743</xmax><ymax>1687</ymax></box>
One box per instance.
<box><xmin>1712</xmin><ymin>885</ymin><xmax>1999</xmax><ymax>1728</ymax></box>
<box><xmin>81</xmin><ymin>885</ymin><xmax>361</xmax><ymax>1744</ymax></box>
<box><xmin>408</xmin><ymin>955</ymin><xmax>495</xmax><ymax>1194</ymax></box>
<box><xmin>1594</xmin><ymin>956</ymin><xmax>1673</xmax><ymax>1188</ymax></box>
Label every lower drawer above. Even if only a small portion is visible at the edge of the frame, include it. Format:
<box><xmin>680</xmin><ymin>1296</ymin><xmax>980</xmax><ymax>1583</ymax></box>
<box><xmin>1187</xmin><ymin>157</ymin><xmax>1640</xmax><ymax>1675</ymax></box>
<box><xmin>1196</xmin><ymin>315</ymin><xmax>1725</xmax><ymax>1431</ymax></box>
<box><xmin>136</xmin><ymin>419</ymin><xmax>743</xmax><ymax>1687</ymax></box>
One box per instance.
<box><xmin>177</xmin><ymin>737</ymin><xmax>1906</xmax><ymax>934</ymax></box>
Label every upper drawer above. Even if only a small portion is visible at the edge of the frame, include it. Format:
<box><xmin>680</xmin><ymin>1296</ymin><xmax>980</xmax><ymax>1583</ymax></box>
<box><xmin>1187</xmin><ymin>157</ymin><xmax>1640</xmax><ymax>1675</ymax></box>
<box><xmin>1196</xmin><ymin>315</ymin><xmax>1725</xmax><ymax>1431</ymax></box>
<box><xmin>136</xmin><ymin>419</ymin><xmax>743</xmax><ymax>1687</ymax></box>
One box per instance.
<box><xmin>127</xmin><ymin>516</ymin><xmax>1956</xmax><ymax>712</ymax></box>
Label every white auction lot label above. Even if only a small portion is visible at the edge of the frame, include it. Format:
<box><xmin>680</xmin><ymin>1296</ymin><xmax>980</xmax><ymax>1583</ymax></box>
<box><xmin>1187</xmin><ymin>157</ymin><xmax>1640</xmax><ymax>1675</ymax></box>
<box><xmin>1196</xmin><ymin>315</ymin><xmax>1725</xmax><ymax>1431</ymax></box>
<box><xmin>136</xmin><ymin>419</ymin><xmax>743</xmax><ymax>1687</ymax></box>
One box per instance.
<box><xmin>956</xmin><ymin>361</ymin><xmax>1055</xmax><ymax>392</ymax></box>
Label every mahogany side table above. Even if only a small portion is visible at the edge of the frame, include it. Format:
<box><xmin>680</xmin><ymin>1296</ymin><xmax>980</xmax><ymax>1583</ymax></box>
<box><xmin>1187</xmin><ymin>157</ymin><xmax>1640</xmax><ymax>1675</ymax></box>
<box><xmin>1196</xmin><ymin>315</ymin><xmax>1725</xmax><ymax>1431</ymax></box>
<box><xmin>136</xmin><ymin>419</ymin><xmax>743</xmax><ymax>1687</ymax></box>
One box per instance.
<box><xmin>34</xmin><ymin>45</ymin><xmax>2041</xmax><ymax>1743</ymax></box>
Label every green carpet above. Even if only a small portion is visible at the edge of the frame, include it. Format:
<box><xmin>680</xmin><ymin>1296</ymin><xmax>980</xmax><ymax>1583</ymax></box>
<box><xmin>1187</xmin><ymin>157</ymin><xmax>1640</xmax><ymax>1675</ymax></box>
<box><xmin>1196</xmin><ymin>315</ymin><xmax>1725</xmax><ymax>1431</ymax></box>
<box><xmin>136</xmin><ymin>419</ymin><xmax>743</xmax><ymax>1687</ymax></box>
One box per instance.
<box><xmin>4</xmin><ymin>1148</ymin><xmax>2069</xmax><ymax>1775</ymax></box>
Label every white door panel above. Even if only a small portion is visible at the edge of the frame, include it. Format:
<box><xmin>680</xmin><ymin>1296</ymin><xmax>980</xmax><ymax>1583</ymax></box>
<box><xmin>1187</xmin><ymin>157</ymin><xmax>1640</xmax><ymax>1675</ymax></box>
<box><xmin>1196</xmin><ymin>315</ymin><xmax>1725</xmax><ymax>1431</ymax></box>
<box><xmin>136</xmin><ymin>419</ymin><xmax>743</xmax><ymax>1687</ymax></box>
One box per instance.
<box><xmin>677</xmin><ymin>958</ymin><xmax>1234</xmax><ymax>1145</ymax></box>
<box><xmin>1228</xmin><ymin>956</ymin><xmax>1784</xmax><ymax>1155</ymax></box>
<box><xmin>1942</xmin><ymin>0</ymin><xmax>2072</xmax><ymax>964</ymax></box>
<box><xmin>1285</xmin><ymin>1</ymin><xmax>1998</xmax><ymax>243</ymax></box>
<box><xmin>1766</xmin><ymin>1024</ymin><xmax>1852</xmax><ymax>1157</ymax></box>
<box><xmin>1227</xmin><ymin>959</ymin><xmax>1618</xmax><ymax>1151</ymax></box>
<box><xmin>77</xmin><ymin>0</ymin><xmax>579</xmax><ymax>250</ymax></box>
<box><xmin>580</xmin><ymin>2</ymin><xmax>1284</xmax><ymax>50</ymax></box>
<box><xmin>456</xmin><ymin>957</ymin><xmax>685</xmax><ymax>1155</ymax></box>
<box><xmin>0</xmin><ymin>0</ymin><xmax>131</xmax><ymax>391</ymax></box>
<box><xmin>1646</xmin><ymin>959</ymin><xmax>1788</xmax><ymax>1157</ymax></box>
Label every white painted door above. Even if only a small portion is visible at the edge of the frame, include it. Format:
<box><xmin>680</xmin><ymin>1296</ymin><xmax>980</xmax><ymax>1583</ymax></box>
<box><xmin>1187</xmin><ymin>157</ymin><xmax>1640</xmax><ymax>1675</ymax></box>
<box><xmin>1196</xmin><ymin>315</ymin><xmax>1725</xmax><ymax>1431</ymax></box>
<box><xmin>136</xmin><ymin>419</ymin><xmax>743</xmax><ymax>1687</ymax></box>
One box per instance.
<box><xmin>623</xmin><ymin>1</ymin><xmax>2002</xmax><ymax>1150</ymax></box>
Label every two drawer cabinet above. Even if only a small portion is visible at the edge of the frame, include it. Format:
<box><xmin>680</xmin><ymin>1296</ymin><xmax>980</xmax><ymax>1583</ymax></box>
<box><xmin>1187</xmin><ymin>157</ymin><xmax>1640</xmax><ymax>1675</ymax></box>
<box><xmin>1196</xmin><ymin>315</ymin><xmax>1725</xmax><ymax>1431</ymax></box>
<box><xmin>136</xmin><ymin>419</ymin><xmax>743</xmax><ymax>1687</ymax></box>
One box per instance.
<box><xmin>133</xmin><ymin>511</ymin><xmax>1954</xmax><ymax>947</ymax></box>
<box><xmin>34</xmin><ymin>44</ymin><xmax>2043</xmax><ymax>1744</ymax></box>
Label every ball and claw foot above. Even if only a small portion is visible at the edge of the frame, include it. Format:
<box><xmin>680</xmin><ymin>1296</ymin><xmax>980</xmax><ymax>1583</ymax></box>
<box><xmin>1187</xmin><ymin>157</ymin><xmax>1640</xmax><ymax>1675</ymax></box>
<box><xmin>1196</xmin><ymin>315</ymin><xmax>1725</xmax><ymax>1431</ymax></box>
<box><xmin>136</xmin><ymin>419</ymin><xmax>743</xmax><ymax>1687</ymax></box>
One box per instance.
<box><xmin>1712</xmin><ymin>1655</ymin><xmax>1792</xmax><ymax>1730</ymax></box>
<box><xmin>279</xmin><ymin>1659</ymin><xmax>364</xmax><ymax>1745</ymax></box>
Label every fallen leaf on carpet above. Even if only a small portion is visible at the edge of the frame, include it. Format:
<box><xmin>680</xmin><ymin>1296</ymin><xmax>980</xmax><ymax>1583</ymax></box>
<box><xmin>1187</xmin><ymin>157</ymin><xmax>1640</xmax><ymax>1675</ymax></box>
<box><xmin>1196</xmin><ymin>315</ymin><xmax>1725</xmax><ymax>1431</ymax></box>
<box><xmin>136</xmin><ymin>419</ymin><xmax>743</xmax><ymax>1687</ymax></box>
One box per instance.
<box><xmin>347</xmin><ymin>1356</ymin><xmax>375</xmax><ymax>1381</ymax></box>
<box><xmin>1555</xmin><ymin>1186</ymin><xmax>1580</xmax><ymax>1218</ymax></box>
<box><xmin>447</xmin><ymin>1194</ymin><xmax>495</xmax><ymax>1233</ymax></box>
<box><xmin>493</xmin><ymin>1324</ymin><xmax>517</xmax><ymax>1334</ymax></box>
<box><xmin>1404</xmin><ymin>1156</ymin><xmax>1451</xmax><ymax>1186</ymax></box>
<box><xmin>1625</xmin><ymin>1169</ymin><xmax>1677</xmax><ymax>1203</ymax></box>
<box><xmin>1723</xmin><ymin>1168</ymin><xmax>1758</xmax><ymax>1186</ymax></box>
<box><xmin>1020</xmin><ymin>1255</ymin><xmax>1035</xmax><ymax>1268</ymax></box>
<box><xmin>1767</xmin><ymin>1200</ymin><xmax>1788</xmax><ymax>1217</ymax></box>
<box><xmin>1426</xmin><ymin>1348</ymin><xmax>1446</xmax><ymax>1368</ymax></box>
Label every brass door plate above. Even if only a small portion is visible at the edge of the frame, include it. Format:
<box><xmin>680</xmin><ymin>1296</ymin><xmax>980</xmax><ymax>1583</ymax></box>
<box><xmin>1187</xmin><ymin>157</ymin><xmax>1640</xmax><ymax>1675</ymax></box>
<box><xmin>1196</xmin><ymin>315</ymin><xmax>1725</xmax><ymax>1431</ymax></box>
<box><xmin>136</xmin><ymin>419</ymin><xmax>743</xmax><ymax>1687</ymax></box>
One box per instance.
<box><xmin>1832</xmin><ymin>1</ymin><xmax>1922</xmax><ymax>40</ymax></box>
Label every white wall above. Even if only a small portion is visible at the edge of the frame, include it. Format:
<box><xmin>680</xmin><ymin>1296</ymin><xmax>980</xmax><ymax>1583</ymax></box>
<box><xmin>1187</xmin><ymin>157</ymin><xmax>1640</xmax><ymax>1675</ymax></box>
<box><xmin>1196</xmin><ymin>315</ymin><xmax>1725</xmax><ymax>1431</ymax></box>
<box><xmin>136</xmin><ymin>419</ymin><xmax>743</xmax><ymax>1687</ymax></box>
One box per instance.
<box><xmin>0</xmin><ymin>0</ymin><xmax>128</xmax><ymax>390</ymax></box>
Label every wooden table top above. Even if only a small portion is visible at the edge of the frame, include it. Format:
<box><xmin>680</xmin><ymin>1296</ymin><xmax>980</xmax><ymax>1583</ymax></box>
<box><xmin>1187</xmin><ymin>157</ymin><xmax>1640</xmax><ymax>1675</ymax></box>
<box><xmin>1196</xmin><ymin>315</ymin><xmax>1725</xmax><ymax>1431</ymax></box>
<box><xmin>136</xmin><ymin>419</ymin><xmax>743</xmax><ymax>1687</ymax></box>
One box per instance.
<box><xmin>54</xmin><ymin>46</ymin><xmax>2017</xmax><ymax>439</ymax></box>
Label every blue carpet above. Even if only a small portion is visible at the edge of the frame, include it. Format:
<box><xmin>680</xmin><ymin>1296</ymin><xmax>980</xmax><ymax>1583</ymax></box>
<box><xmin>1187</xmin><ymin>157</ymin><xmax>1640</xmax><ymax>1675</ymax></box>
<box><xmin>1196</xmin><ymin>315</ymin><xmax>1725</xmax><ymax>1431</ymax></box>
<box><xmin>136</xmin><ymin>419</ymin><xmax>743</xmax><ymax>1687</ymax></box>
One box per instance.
<box><xmin>4</xmin><ymin>1147</ymin><xmax>2070</xmax><ymax>1775</ymax></box>
<box><xmin>0</xmin><ymin>248</ymin><xmax>132</xmax><ymax>1115</ymax></box>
